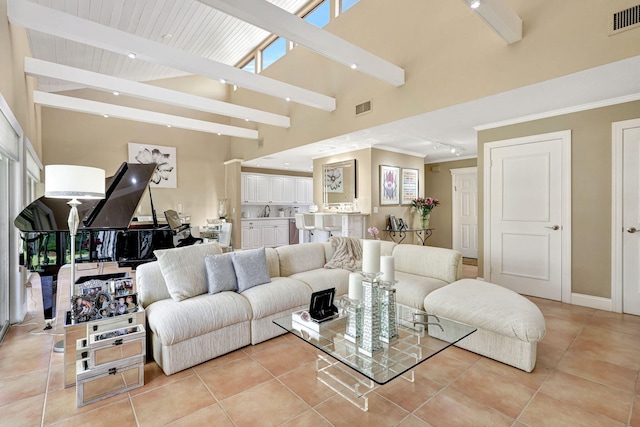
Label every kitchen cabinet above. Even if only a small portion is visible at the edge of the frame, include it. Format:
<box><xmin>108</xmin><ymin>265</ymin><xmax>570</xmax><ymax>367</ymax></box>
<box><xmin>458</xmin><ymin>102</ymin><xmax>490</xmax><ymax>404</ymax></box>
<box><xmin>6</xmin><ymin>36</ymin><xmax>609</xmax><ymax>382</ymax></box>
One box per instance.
<box><xmin>241</xmin><ymin>219</ymin><xmax>289</xmax><ymax>249</ymax></box>
<box><xmin>294</xmin><ymin>177</ymin><xmax>313</xmax><ymax>204</ymax></box>
<box><xmin>241</xmin><ymin>222</ymin><xmax>262</xmax><ymax>249</ymax></box>
<box><xmin>271</xmin><ymin>176</ymin><xmax>295</xmax><ymax>204</ymax></box>
<box><xmin>242</xmin><ymin>173</ymin><xmax>311</xmax><ymax>205</ymax></box>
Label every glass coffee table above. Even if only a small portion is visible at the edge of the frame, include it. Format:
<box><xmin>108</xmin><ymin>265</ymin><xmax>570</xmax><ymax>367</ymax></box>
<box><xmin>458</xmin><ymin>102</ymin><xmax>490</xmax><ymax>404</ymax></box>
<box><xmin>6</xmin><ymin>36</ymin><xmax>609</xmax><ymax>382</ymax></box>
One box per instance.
<box><xmin>273</xmin><ymin>311</ymin><xmax>476</xmax><ymax>411</ymax></box>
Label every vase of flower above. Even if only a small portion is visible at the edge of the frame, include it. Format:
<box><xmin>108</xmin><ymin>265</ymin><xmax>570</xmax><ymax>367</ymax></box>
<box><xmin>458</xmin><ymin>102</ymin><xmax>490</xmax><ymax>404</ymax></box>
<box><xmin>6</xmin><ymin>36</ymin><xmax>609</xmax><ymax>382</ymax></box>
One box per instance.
<box><xmin>410</xmin><ymin>197</ymin><xmax>440</xmax><ymax>230</ymax></box>
<box><xmin>420</xmin><ymin>214</ymin><xmax>430</xmax><ymax>229</ymax></box>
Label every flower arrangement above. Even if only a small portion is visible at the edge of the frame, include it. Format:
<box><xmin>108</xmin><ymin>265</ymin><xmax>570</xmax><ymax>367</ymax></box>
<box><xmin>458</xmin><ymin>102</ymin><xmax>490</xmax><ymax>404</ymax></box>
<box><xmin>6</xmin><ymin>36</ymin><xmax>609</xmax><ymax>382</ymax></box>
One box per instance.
<box><xmin>367</xmin><ymin>226</ymin><xmax>380</xmax><ymax>239</ymax></box>
<box><xmin>410</xmin><ymin>197</ymin><xmax>440</xmax><ymax>228</ymax></box>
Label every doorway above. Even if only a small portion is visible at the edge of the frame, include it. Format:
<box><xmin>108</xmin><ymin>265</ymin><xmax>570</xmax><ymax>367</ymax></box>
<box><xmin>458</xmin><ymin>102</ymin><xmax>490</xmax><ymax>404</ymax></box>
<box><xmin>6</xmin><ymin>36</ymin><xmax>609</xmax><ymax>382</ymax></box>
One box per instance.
<box><xmin>484</xmin><ymin>130</ymin><xmax>571</xmax><ymax>301</ymax></box>
<box><xmin>612</xmin><ymin>118</ymin><xmax>640</xmax><ymax>315</ymax></box>
<box><xmin>451</xmin><ymin>167</ymin><xmax>478</xmax><ymax>260</ymax></box>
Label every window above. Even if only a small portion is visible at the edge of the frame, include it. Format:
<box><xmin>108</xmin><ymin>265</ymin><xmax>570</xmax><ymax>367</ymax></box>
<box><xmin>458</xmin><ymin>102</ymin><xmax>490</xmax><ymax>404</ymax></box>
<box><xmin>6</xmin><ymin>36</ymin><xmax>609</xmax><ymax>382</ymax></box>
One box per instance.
<box><xmin>304</xmin><ymin>0</ymin><xmax>330</xmax><ymax>28</ymax></box>
<box><xmin>341</xmin><ymin>0</ymin><xmax>359</xmax><ymax>13</ymax></box>
<box><xmin>261</xmin><ymin>37</ymin><xmax>286</xmax><ymax>70</ymax></box>
<box><xmin>242</xmin><ymin>58</ymin><xmax>256</xmax><ymax>73</ymax></box>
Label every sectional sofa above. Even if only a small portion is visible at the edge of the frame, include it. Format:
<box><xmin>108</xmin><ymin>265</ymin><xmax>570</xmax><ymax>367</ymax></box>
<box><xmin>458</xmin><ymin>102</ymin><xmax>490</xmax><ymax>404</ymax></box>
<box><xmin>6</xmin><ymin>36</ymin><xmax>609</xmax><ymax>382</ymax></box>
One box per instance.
<box><xmin>137</xmin><ymin>240</ymin><xmax>462</xmax><ymax>375</ymax></box>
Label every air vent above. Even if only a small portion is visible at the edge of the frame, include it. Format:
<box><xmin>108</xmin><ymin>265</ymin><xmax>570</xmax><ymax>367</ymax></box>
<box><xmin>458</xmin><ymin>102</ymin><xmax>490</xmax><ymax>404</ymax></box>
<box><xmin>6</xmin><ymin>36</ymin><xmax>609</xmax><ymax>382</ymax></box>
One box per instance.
<box><xmin>611</xmin><ymin>4</ymin><xmax>640</xmax><ymax>34</ymax></box>
<box><xmin>355</xmin><ymin>100</ymin><xmax>372</xmax><ymax>116</ymax></box>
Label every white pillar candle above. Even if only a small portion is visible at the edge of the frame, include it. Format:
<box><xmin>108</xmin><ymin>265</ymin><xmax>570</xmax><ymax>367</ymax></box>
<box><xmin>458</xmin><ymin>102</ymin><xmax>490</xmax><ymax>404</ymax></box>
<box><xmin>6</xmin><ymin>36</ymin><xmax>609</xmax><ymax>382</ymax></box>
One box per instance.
<box><xmin>380</xmin><ymin>255</ymin><xmax>395</xmax><ymax>282</ymax></box>
<box><xmin>362</xmin><ymin>240</ymin><xmax>381</xmax><ymax>274</ymax></box>
<box><xmin>348</xmin><ymin>272</ymin><xmax>363</xmax><ymax>301</ymax></box>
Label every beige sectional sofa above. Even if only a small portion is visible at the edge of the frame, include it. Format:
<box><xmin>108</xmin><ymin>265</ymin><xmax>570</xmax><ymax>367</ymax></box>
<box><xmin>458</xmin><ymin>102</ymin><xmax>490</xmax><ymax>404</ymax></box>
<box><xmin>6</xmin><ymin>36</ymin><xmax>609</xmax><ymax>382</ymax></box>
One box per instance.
<box><xmin>137</xmin><ymin>240</ymin><xmax>463</xmax><ymax>375</ymax></box>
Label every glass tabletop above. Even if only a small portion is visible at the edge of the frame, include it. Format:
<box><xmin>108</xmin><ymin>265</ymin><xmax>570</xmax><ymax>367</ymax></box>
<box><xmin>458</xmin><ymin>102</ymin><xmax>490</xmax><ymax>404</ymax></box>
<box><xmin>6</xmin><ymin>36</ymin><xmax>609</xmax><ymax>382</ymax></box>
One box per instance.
<box><xmin>273</xmin><ymin>312</ymin><xmax>476</xmax><ymax>385</ymax></box>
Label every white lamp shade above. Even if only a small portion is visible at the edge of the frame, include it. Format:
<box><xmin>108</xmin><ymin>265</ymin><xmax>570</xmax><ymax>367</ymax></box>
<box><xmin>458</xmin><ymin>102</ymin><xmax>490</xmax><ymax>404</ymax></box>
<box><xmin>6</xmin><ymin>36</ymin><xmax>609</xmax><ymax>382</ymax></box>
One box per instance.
<box><xmin>45</xmin><ymin>165</ymin><xmax>106</xmax><ymax>199</ymax></box>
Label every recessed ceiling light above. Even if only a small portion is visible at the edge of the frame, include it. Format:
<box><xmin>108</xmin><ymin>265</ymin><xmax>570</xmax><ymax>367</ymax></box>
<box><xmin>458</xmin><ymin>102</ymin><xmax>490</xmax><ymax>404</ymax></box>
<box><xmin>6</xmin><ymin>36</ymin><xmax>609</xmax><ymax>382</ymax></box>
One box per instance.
<box><xmin>283</xmin><ymin>162</ymin><xmax>290</xmax><ymax>166</ymax></box>
<box><xmin>112</xmin><ymin>91</ymin><xmax>119</xmax><ymax>96</ymax></box>
<box><xmin>470</xmin><ymin>0</ymin><xmax>480</xmax><ymax>9</ymax></box>
<box><xmin>350</xmin><ymin>63</ymin><xmax>357</xmax><ymax>70</ymax></box>
<box><xmin>217</xmin><ymin>132</ymin><xmax>222</xmax><ymax>136</ymax></box>
<box><xmin>245</xmin><ymin>118</ymin><xmax>249</xmax><ymax>122</ymax></box>
<box><xmin>166</xmin><ymin>124</ymin><xmax>172</xmax><ymax>128</ymax></box>
<box><xmin>127</xmin><ymin>52</ymin><xmax>137</xmax><ymax>59</ymax></box>
<box><xmin>162</xmin><ymin>33</ymin><xmax>172</xmax><ymax>39</ymax></box>
<box><xmin>285</xmin><ymin>97</ymin><xmax>291</xmax><ymax>102</ymax></box>
<box><xmin>219</xmin><ymin>78</ymin><xmax>226</xmax><ymax>84</ymax></box>
<box><xmin>102</xmin><ymin>114</ymin><xmax>109</xmax><ymax>118</ymax></box>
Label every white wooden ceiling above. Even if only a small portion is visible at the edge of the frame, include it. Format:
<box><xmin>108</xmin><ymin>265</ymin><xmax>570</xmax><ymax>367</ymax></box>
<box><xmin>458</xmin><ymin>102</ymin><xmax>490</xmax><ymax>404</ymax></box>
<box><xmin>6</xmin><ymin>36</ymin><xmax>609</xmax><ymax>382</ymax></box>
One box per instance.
<box><xmin>26</xmin><ymin>0</ymin><xmax>308</xmax><ymax>93</ymax></box>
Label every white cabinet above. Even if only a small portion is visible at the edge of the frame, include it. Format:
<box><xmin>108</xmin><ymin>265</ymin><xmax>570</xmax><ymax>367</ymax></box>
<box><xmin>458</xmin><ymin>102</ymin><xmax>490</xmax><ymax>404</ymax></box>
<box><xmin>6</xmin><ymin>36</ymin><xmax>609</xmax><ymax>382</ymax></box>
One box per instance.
<box><xmin>242</xmin><ymin>173</ymin><xmax>311</xmax><ymax>205</ymax></box>
<box><xmin>294</xmin><ymin>177</ymin><xmax>313</xmax><ymax>204</ymax></box>
<box><xmin>241</xmin><ymin>222</ymin><xmax>262</xmax><ymax>249</ymax></box>
<box><xmin>242</xmin><ymin>219</ymin><xmax>290</xmax><ymax>249</ymax></box>
<box><xmin>271</xmin><ymin>176</ymin><xmax>295</xmax><ymax>204</ymax></box>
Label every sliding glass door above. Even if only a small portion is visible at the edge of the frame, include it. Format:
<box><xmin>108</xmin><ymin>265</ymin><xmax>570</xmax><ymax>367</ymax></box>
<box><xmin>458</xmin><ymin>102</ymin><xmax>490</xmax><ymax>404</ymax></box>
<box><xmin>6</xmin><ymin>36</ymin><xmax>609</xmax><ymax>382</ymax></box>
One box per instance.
<box><xmin>0</xmin><ymin>153</ymin><xmax>9</xmax><ymax>341</ymax></box>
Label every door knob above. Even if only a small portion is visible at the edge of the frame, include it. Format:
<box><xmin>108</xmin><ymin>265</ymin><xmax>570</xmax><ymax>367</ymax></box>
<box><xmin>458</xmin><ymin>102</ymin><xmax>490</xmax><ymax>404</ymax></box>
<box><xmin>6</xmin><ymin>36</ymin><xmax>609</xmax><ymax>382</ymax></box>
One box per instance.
<box><xmin>545</xmin><ymin>225</ymin><xmax>560</xmax><ymax>230</ymax></box>
<box><xmin>628</xmin><ymin>227</ymin><xmax>637</xmax><ymax>234</ymax></box>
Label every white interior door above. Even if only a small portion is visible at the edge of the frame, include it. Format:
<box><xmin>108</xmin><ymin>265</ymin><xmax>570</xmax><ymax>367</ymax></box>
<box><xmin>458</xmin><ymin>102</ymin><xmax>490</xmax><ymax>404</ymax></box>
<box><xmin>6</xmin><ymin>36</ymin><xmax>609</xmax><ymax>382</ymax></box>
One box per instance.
<box><xmin>451</xmin><ymin>167</ymin><xmax>478</xmax><ymax>258</ymax></box>
<box><xmin>621</xmin><ymin>122</ymin><xmax>640</xmax><ymax>315</ymax></box>
<box><xmin>485</xmin><ymin>131</ymin><xmax>571</xmax><ymax>301</ymax></box>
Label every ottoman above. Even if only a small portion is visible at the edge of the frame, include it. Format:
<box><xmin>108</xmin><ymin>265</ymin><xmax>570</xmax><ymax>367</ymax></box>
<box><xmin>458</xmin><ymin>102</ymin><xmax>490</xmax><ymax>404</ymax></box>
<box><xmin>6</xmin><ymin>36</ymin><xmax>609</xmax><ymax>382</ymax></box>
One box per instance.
<box><xmin>423</xmin><ymin>279</ymin><xmax>546</xmax><ymax>372</ymax></box>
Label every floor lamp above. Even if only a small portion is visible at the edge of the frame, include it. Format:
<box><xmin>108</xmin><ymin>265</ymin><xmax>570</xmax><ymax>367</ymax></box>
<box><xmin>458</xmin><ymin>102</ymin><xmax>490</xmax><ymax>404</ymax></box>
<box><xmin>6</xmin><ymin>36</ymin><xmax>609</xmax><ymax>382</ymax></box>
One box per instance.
<box><xmin>44</xmin><ymin>165</ymin><xmax>105</xmax><ymax>352</ymax></box>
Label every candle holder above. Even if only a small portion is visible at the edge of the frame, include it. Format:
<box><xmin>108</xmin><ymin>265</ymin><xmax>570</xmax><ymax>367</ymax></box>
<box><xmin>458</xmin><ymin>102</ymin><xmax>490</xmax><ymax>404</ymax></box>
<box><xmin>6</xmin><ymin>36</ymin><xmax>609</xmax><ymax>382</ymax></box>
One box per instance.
<box><xmin>378</xmin><ymin>280</ymin><xmax>398</xmax><ymax>343</ymax></box>
<box><xmin>359</xmin><ymin>273</ymin><xmax>383</xmax><ymax>357</ymax></box>
<box><xmin>343</xmin><ymin>298</ymin><xmax>362</xmax><ymax>343</ymax></box>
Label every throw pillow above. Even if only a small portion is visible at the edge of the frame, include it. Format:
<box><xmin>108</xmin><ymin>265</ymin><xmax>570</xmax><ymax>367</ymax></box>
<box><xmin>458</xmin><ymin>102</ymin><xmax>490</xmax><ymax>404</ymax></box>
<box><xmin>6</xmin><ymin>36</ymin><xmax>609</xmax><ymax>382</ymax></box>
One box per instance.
<box><xmin>232</xmin><ymin>247</ymin><xmax>271</xmax><ymax>292</ymax></box>
<box><xmin>204</xmin><ymin>253</ymin><xmax>238</xmax><ymax>294</ymax></box>
<box><xmin>324</xmin><ymin>236</ymin><xmax>363</xmax><ymax>272</ymax></box>
<box><xmin>154</xmin><ymin>242</ymin><xmax>222</xmax><ymax>302</ymax></box>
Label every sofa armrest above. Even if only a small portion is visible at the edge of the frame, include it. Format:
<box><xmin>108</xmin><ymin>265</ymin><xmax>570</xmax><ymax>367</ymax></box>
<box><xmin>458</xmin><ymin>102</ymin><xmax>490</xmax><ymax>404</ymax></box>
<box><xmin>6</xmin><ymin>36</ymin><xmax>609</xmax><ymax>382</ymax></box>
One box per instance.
<box><xmin>392</xmin><ymin>245</ymin><xmax>462</xmax><ymax>283</ymax></box>
<box><xmin>137</xmin><ymin>260</ymin><xmax>171</xmax><ymax>308</ymax></box>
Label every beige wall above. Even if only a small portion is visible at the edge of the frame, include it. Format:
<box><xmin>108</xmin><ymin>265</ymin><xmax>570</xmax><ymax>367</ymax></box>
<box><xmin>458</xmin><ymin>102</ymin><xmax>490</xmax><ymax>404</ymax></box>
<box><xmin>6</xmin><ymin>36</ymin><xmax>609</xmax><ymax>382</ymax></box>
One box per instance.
<box><xmin>478</xmin><ymin>100</ymin><xmax>640</xmax><ymax>299</ymax></box>
<box><xmin>0</xmin><ymin>0</ymin><xmax>40</xmax><ymax>155</ymax></box>
<box><xmin>230</xmin><ymin>0</ymin><xmax>640</xmax><ymax>165</ymax></box>
<box><xmin>40</xmin><ymin>77</ymin><xmax>233</xmax><ymax>228</ymax></box>
<box><xmin>424</xmin><ymin>158</ymin><xmax>478</xmax><ymax>249</ymax></box>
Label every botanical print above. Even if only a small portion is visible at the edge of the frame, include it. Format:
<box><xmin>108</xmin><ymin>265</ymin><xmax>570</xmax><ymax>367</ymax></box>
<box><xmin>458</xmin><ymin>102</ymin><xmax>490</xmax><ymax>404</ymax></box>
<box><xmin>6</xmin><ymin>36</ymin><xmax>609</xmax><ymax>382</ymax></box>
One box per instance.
<box><xmin>380</xmin><ymin>165</ymin><xmax>400</xmax><ymax>205</ymax></box>
<box><xmin>128</xmin><ymin>142</ymin><xmax>177</xmax><ymax>188</ymax></box>
<box><xmin>325</xmin><ymin>167</ymin><xmax>344</xmax><ymax>193</ymax></box>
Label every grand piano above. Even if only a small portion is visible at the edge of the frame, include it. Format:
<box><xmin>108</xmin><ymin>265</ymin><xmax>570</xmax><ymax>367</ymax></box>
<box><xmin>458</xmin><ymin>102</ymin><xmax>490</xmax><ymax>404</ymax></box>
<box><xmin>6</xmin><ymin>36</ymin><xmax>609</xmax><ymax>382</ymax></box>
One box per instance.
<box><xmin>14</xmin><ymin>162</ymin><xmax>175</xmax><ymax>319</ymax></box>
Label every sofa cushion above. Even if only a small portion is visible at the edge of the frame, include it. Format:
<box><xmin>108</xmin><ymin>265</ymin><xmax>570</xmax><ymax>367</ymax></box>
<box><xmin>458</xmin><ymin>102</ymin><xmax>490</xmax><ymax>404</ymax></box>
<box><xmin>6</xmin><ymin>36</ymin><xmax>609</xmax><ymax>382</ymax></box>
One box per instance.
<box><xmin>154</xmin><ymin>243</ymin><xmax>222</xmax><ymax>302</ymax></box>
<box><xmin>324</xmin><ymin>236</ymin><xmax>362</xmax><ymax>272</ymax></box>
<box><xmin>232</xmin><ymin>247</ymin><xmax>271</xmax><ymax>292</ymax></box>
<box><xmin>290</xmin><ymin>268</ymin><xmax>351</xmax><ymax>296</ymax></box>
<box><xmin>277</xmin><ymin>243</ymin><xmax>326</xmax><ymax>277</ymax></box>
<box><xmin>395</xmin><ymin>271</ymin><xmax>449</xmax><ymax>310</ymax></box>
<box><xmin>393</xmin><ymin>245</ymin><xmax>461</xmax><ymax>284</ymax></box>
<box><xmin>204</xmin><ymin>253</ymin><xmax>237</xmax><ymax>294</ymax></box>
<box><xmin>145</xmin><ymin>291</ymin><xmax>252</xmax><ymax>345</ymax></box>
<box><xmin>265</xmin><ymin>247</ymin><xmax>280</xmax><ymax>278</ymax></box>
<box><xmin>240</xmin><ymin>277</ymin><xmax>312</xmax><ymax>319</ymax></box>
<box><xmin>136</xmin><ymin>260</ymin><xmax>170</xmax><ymax>308</ymax></box>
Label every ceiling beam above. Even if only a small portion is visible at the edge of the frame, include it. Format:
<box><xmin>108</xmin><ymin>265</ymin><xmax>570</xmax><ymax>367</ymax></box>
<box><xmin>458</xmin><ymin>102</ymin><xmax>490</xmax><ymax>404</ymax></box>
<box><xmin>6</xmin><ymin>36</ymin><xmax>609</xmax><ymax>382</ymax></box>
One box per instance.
<box><xmin>33</xmin><ymin>91</ymin><xmax>259</xmax><ymax>139</ymax></box>
<box><xmin>467</xmin><ymin>0</ymin><xmax>522</xmax><ymax>44</ymax></box>
<box><xmin>8</xmin><ymin>0</ymin><xmax>336</xmax><ymax>111</ymax></box>
<box><xmin>24</xmin><ymin>58</ymin><xmax>290</xmax><ymax>128</ymax></box>
<box><xmin>198</xmin><ymin>0</ymin><xmax>405</xmax><ymax>87</ymax></box>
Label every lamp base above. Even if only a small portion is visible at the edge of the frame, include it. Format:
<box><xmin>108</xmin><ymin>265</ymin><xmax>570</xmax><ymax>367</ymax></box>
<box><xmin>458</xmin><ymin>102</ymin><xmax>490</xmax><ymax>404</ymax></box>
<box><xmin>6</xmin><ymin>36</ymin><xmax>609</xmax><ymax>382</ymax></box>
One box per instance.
<box><xmin>53</xmin><ymin>339</ymin><xmax>65</xmax><ymax>353</ymax></box>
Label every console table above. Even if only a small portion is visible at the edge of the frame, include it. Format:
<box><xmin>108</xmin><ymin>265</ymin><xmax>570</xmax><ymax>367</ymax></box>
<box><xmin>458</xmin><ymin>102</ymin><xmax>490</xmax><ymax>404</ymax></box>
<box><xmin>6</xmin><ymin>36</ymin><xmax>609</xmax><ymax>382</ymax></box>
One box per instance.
<box><xmin>385</xmin><ymin>228</ymin><xmax>434</xmax><ymax>245</ymax></box>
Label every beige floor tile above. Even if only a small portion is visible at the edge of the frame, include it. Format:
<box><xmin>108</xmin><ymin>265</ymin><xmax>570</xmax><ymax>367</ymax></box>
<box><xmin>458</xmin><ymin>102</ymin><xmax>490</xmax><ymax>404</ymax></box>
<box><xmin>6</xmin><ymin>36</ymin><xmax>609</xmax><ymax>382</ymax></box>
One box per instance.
<box><xmin>569</xmin><ymin>333</ymin><xmax>640</xmax><ymax>371</ymax></box>
<box><xmin>539</xmin><ymin>370</ymin><xmax>633</xmax><ymax>423</ymax></box>
<box><xmin>413</xmin><ymin>352</ymin><xmax>474</xmax><ymax>387</ymax></box>
<box><xmin>191</xmin><ymin>349</ymin><xmax>247</xmax><ymax>374</ymax></box>
<box><xmin>50</xmin><ymin>399</ymin><xmax>136</xmax><ymax>427</ymax></box>
<box><xmin>413</xmin><ymin>388</ymin><xmax>514</xmax><ymax>427</ymax></box>
<box><xmin>165</xmin><ymin>403</ymin><xmax>235</xmax><ymax>427</ymax></box>
<box><xmin>396</xmin><ymin>414</ymin><xmax>434</xmax><ymax>427</ymax></box>
<box><xmin>0</xmin><ymin>393</ymin><xmax>45</xmax><ymax>427</ymax></box>
<box><xmin>220</xmin><ymin>379</ymin><xmax>309</xmax><ymax>427</ymax></box>
<box><xmin>471</xmin><ymin>357</ymin><xmax>552</xmax><ymax>391</ymax></box>
<box><xmin>518</xmin><ymin>392</ymin><xmax>626</xmax><ymax>427</ymax></box>
<box><xmin>129</xmin><ymin>361</ymin><xmax>194</xmax><ymax>397</ymax></box>
<box><xmin>250</xmin><ymin>339</ymin><xmax>318</xmax><ymax>377</ymax></box>
<box><xmin>131</xmin><ymin>376</ymin><xmax>216</xmax><ymax>426</ymax></box>
<box><xmin>197</xmin><ymin>357</ymin><xmax>273</xmax><ymax>400</ymax></box>
<box><xmin>588</xmin><ymin>310</ymin><xmax>640</xmax><ymax>337</ymax></box>
<box><xmin>0</xmin><ymin>368</ymin><xmax>48</xmax><ymax>406</ymax></box>
<box><xmin>314</xmin><ymin>392</ymin><xmax>409</xmax><ymax>427</ymax></box>
<box><xmin>376</xmin><ymin>368</ymin><xmax>443</xmax><ymax>412</ymax></box>
<box><xmin>43</xmin><ymin>381</ymin><xmax>128</xmax><ymax>425</ymax></box>
<box><xmin>448</xmin><ymin>364</ymin><xmax>537</xmax><ymax>418</ymax></box>
<box><xmin>556</xmin><ymin>350</ymin><xmax>638</xmax><ymax>392</ymax></box>
<box><xmin>539</xmin><ymin>316</ymin><xmax>585</xmax><ymax>349</ymax></box>
<box><xmin>536</xmin><ymin>341</ymin><xmax>568</xmax><ymax>369</ymax></box>
<box><xmin>280</xmin><ymin>409</ymin><xmax>334</xmax><ymax>427</ymax></box>
<box><xmin>0</xmin><ymin>347</ymin><xmax>52</xmax><ymax>378</ymax></box>
<box><xmin>278</xmin><ymin>361</ymin><xmax>336</xmax><ymax>407</ymax></box>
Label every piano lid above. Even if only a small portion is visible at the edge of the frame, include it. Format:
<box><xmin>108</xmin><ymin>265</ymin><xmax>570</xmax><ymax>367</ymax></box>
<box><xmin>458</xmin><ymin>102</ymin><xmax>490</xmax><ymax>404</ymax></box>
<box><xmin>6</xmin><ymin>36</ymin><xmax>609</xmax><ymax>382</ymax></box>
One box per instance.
<box><xmin>15</xmin><ymin>162</ymin><xmax>158</xmax><ymax>232</ymax></box>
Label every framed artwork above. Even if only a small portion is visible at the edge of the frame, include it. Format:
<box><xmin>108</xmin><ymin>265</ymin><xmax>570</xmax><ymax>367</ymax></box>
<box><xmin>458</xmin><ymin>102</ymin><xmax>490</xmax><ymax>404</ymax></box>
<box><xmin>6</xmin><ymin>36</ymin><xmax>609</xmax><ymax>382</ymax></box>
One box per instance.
<box><xmin>380</xmin><ymin>165</ymin><xmax>400</xmax><ymax>205</ymax></box>
<box><xmin>128</xmin><ymin>142</ymin><xmax>177</xmax><ymax>188</ymax></box>
<box><xmin>401</xmin><ymin>168</ymin><xmax>419</xmax><ymax>204</ymax></box>
<box><xmin>324</xmin><ymin>166</ymin><xmax>344</xmax><ymax>193</ymax></box>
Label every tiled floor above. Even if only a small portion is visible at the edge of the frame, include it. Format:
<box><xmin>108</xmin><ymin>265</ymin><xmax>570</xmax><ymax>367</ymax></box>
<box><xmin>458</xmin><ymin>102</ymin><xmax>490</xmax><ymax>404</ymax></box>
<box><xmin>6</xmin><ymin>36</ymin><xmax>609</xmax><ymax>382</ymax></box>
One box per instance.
<box><xmin>2</xmin><ymin>263</ymin><xmax>640</xmax><ymax>426</ymax></box>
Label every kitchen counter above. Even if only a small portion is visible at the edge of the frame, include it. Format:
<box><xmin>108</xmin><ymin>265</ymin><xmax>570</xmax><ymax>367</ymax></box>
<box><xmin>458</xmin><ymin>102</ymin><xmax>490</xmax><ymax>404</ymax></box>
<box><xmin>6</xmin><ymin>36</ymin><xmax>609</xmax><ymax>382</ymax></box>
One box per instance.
<box><xmin>241</xmin><ymin>216</ymin><xmax>295</xmax><ymax>220</ymax></box>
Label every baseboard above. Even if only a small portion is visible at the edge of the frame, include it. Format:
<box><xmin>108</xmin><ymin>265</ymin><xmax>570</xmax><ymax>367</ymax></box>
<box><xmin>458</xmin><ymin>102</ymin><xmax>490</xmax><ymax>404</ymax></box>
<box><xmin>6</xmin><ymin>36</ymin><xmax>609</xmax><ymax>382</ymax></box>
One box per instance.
<box><xmin>570</xmin><ymin>293</ymin><xmax>613</xmax><ymax>311</ymax></box>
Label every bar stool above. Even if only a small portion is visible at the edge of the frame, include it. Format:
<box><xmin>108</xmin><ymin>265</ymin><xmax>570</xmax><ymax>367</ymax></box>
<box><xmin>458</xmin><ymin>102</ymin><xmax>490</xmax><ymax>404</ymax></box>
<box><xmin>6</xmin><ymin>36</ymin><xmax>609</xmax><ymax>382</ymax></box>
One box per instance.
<box><xmin>314</xmin><ymin>213</ymin><xmax>341</xmax><ymax>242</ymax></box>
<box><xmin>295</xmin><ymin>213</ymin><xmax>315</xmax><ymax>243</ymax></box>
